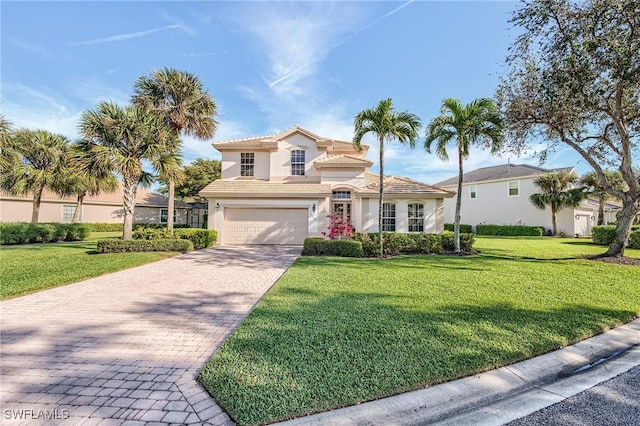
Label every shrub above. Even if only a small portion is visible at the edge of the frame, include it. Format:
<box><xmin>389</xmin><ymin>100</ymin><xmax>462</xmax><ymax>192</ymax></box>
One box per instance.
<box><xmin>444</xmin><ymin>223</ymin><xmax>473</xmax><ymax>233</ymax></box>
<box><xmin>174</xmin><ymin>229</ymin><xmax>217</xmax><ymax>249</ymax></box>
<box><xmin>302</xmin><ymin>238</ymin><xmax>364</xmax><ymax>257</ymax></box>
<box><xmin>132</xmin><ymin>223</ymin><xmax>190</xmax><ymax>230</ymax></box>
<box><xmin>0</xmin><ymin>223</ymin><xmax>92</xmax><ymax>245</ymax></box>
<box><xmin>411</xmin><ymin>233</ymin><xmax>445</xmax><ymax>254</ymax></box>
<box><xmin>350</xmin><ymin>232</ymin><xmax>381</xmax><ymax>257</ymax></box>
<box><xmin>132</xmin><ymin>227</ymin><xmax>173</xmax><ymax>240</ymax></box>
<box><xmin>96</xmin><ymin>239</ymin><xmax>193</xmax><ymax>253</ymax></box>
<box><xmin>592</xmin><ymin>225</ymin><xmax>640</xmax><ymax>246</ymax></box>
<box><xmin>441</xmin><ymin>231</ymin><xmax>475</xmax><ymax>253</ymax></box>
<box><xmin>87</xmin><ymin>223</ymin><xmax>123</xmax><ymax>232</ymax></box>
<box><xmin>629</xmin><ymin>230</ymin><xmax>640</xmax><ymax>249</ymax></box>
<box><xmin>475</xmin><ymin>224</ymin><xmax>545</xmax><ymax>236</ymax></box>
<box><xmin>322</xmin><ymin>214</ymin><xmax>354</xmax><ymax>240</ymax></box>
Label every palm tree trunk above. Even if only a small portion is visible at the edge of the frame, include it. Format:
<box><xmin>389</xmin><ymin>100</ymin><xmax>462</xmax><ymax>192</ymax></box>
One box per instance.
<box><xmin>31</xmin><ymin>184</ymin><xmax>44</xmax><ymax>224</ymax></box>
<box><xmin>551</xmin><ymin>203</ymin><xmax>557</xmax><ymax>236</ymax></box>
<box><xmin>167</xmin><ymin>179</ymin><xmax>175</xmax><ymax>231</ymax></box>
<box><xmin>72</xmin><ymin>193</ymin><xmax>85</xmax><ymax>223</ymax></box>
<box><xmin>605</xmin><ymin>196</ymin><xmax>639</xmax><ymax>257</ymax></box>
<box><xmin>122</xmin><ymin>176</ymin><xmax>138</xmax><ymax>240</ymax></box>
<box><xmin>378</xmin><ymin>136</ymin><xmax>384</xmax><ymax>256</ymax></box>
<box><xmin>454</xmin><ymin>147</ymin><xmax>463</xmax><ymax>253</ymax></box>
<box><xmin>597</xmin><ymin>197</ymin><xmax>605</xmax><ymax>225</ymax></box>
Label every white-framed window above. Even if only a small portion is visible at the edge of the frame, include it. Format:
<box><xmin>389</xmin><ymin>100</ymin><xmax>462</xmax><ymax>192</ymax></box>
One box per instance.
<box><xmin>508</xmin><ymin>180</ymin><xmax>519</xmax><ymax>197</ymax></box>
<box><xmin>408</xmin><ymin>203</ymin><xmax>424</xmax><ymax>232</ymax></box>
<box><xmin>160</xmin><ymin>209</ymin><xmax>177</xmax><ymax>224</ymax></box>
<box><xmin>382</xmin><ymin>203</ymin><xmax>396</xmax><ymax>232</ymax></box>
<box><xmin>332</xmin><ymin>190</ymin><xmax>351</xmax><ymax>200</ymax></box>
<box><xmin>240</xmin><ymin>153</ymin><xmax>254</xmax><ymax>177</ymax></box>
<box><xmin>62</xmin><ymin>205</ymin><xmax>76</xmax><ymax>223</ymax></box>
<box><xmin>470</xmin><ymin>185</ymin><xmax>477</xmax><ymax>199</ymax></box>
<box><xmin>291</xmin><ymin>150</ymin><xmax>305</xmax><ymax>176</ymax></box>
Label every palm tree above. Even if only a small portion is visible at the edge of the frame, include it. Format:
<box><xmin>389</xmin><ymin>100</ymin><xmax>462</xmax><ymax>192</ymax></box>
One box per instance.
<box><xmin>132</xmin><ymin>68</ymin><xmax>217</xmax><ymax>230</ymax></box>
<box><xmin>79</xmin><ymin>102</ymin><xmax>178</xmax><ymax>239</ymax></box>
<box><xmin>353</xmin><ymin>98</ymin><xmax>422</xmax><ymax>255</ymax></box>
<box><xmin>0</xmin><ymin>129</ymin><xmax>70</xmax><ymax>223</ymax></box>
<box><xmin>425</xmin><ymin>98</ymin><xmax>503</xmax><ymax>253</ymax></box>
<box><xmin>0</xmin><ymin>116</ymin><xmax>17</xmax><ymax>174</ymax></box>
<box><xmin>530</xmin><ymin>171</ymin><xmax>587</xmax><ymax>236</ymax></box>
<box><xmin>580</xmin><ymin>171</ymin><xmax>625</xmax><ymax>225</ymax></box>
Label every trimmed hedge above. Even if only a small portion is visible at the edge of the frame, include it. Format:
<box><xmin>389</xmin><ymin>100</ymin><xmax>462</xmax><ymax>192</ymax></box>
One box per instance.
<box><xmin>440</xmin><ymin>231</ymin><xmax>475</xmax><ymax>253</ymax></box>
<box><xmin>0</xmin><ymin>223</ymin><xmax>91</xmax><ymax>245</ymax></box>
<box><xmin>475</xmin><ymin>224</ymin><xmax>545</xmax><ymax>236</ymax></box>
<box><xmin>174</xmin><ymin>229</ymin><xmax>217</xmax><ymax>249</ymax></box>
<box><xmin>132</xmin><ymin>227</ymin><xmax>174</xmax><ymax>240</ymax></box>
<box><xmin>444</xmin><ymin>223</ymin><xmax>473</xmax><ymax>233</ymax></box>
<box><xmin>629</xmin><ymin>230</ymin><xmax>640</xmax><ymax>249</ymax></box>
<box><xmin>302</xmin><ymin>238</ymin><xmax>364</xmax><ymax>257</ymax></box>
<box><xmin>133</xmin><ymin>223</ymin><xmax>190</xmax><ymax>230</ymax></box>
<box><xmin>96</xmin><ymin>239</ymin><xmax>193</xmax><ymax>253</ymax></box>
<box><xmin>87</xmin><ymin>223</ymin><xmax>124</xmax><ymax>232</ymax></box>
<box><xmin>592</xmin><ymin>225</ymin><xmax>640</xmax><ymax>246</ymax></box>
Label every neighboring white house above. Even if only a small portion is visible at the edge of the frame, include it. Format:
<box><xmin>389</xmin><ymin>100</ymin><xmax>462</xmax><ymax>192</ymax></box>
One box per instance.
<box><xmin>436</xmin><ymin>163</ymin><xmax>608</xmax><ymax>236</ymax></box>
<box><xmin>199</xmin><ymin>125</ymin><xmax>455</xmax><ymax>245</ymax></box>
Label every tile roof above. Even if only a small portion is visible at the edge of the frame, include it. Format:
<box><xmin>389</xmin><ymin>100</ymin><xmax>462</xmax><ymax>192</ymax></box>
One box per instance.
<box><xmin>436</xmin><ymin>164</ymin><xmax>576</xmax><ymax>186</ymax></box>
<box><xmin>358</xmin><ymin>176</ymin><xmax>455</xmax><ymax>197</ymax></box>
<box><xmin>199</xmin><ymin>180</ymin><xmax>332</xmax><ymax>197</ymax></box>
<box><xmin>314</xmin><ymin>155</ymin><xmax>373</xmax><ymax>167</ymax></box>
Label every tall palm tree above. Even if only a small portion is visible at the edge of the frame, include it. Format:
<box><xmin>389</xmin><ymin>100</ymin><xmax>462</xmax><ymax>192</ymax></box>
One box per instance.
<box><xmin>425</xmin><ymin>98</ymin><xmax>503</xmax><ymax>253</ymax></box>
<box><xmin>132</xmin><ymin>68</ymin><xmax>217</xmax><ymax>230</ymax></box>
<box><xmin>0</xmin><ymin>116</ymin><xmax>17</xmax><ymax>174</ymax></box>
<box><xmin>580</xmin><ymin>170</ymin><xmax>625</xmax><ymax>225</ymax></box>
<box><xmin>530</xmin><ymin>171</ymin><xmax>588</xmax><ymax>236</ymax></box>
<box><xmin>0</xmin><ymin>129</ymin><xmax>70</xmax><ymax>223</ymax></box>
<box><xmin>353</xmin><ymin>98</ymin><xmax>422</xmax><ymax>255</ymax></box>
<box><xmin>79</xmin><ymin>102</ymin><xmax>178</xmax><ymax>239</ymax></box>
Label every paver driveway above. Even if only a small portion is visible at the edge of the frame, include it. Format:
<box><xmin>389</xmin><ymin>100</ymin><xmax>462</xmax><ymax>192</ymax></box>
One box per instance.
<box><xmin>1</xmin><ymin>245</ymin><xmax>300</xmax><ymax>425</ymax></box>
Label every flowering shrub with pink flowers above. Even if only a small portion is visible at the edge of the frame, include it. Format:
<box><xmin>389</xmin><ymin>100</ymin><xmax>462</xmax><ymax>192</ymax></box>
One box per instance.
<box><xmin>321</xmin><ymin>214</ymin><xmax>353</xmax><ymax>240</ymax></box>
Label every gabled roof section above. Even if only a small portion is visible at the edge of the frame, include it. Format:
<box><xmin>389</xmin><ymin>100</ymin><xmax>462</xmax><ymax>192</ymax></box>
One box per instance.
<box><xmin>212</xmin><ymin>125</ymin><xmax>369</xmax><ymax>153</ymax></box>
<box><xmin>199</xmin><ymin>180</ymin><xmax>332</xmax><ymax>198</ymax></box>
<box><xmin>314</xmin><ymin>155</ymin><xmax>373</xmax><ymax>168</ymax></box>
<box><xmin>358</xmin><ymin>176</ymin><xmax>455</xmax><ymax>198</ymax></box>
<box><xmin>436</xmin><ymin>164</ymin><xmax>576</xmax><ymax>186</ymax></box>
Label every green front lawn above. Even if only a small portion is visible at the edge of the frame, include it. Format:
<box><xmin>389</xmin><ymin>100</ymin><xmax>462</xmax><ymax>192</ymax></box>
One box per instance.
<box><xmin>1</xmin><ymin>232</ymin><xmax>178</xmax><ymax>299</ymax></box>
<box><xmin>199</xmin><ymin>237</ymin><xmax>640</xmax><ymax>426</ymax></box>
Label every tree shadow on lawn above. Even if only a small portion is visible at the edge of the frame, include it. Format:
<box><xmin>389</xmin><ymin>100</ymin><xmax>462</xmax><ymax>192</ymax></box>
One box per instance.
<box><xmin>199</xmin><ymin>288</ymin><xmax>636</xmax><ymax>425</ymax></box>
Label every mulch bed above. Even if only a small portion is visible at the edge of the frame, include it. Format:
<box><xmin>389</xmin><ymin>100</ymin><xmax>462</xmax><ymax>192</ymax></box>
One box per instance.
<box><xmin>585</xmin><ymin>254</ymin><xmax>640</xmax><ymax>266</ymax></box>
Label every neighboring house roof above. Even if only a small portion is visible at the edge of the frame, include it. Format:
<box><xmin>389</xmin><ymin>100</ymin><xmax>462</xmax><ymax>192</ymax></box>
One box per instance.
<box><xmin>436</xmin><ymin>164</ymin><xmax>576</xmax><ymax>186</ymax></box>
<box><xmin>199</xmin><ymin>180</ymin><xmax>332</xmax><ymax>198</ymax></box>
<box><xmin>358</xmin><ymin>176</ymin><xmax>455</xmax><ymax>198</ymax></box>
<box><xmin>212</xmin><ymin>125</ymin><xmax>369</xmax><ymax>153</ymax></box>
<box><xmin>1</xmin><ymin>182</ymin><xmax>188</xmax><ymax>209</ymax></box>
<box><xmin>314</xmin><ymin>155</ymin><xmax>373</xmax><ymax>168</ymax></box>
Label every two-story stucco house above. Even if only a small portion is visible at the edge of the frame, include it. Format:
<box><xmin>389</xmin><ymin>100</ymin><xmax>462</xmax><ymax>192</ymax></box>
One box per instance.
<box><xmin>437</xmin><ymin>163</ymin><xmax>605</xmax><ymax>236</ymax></box>
<box><xmin>199</xmin><ymin>125</ymin><xmax>455</xmax><ymax>245</ymax></box>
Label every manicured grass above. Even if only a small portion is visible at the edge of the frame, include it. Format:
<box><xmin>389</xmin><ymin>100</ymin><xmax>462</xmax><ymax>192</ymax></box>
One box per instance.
<box><xmin>1</xmin><ymin>232</ymin><xmax>178</xmax><ymax>299</ymax></box>
<box><xmin>198</xmin><ymin>236</ymin><xmax>640</xmax><ymax>426</ymax></box>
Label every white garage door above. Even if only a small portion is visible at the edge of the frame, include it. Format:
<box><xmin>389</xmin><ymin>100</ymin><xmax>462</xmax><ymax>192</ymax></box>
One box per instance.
<box><xmin>223</xmin><ymin>208</ymin><xmax>308</xmax><ymax>245</ymax></box>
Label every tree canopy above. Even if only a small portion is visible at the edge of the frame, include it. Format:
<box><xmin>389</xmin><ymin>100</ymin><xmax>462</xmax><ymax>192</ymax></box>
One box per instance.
<box><xmin>529</xmin><ymin>171</ymin><xmax>587</xmax><ymax>236</ymax></box>
<box><xmin>158</xmin><ymin>158</ymin><xmax>221</xmax><ymax>203</ymax></box>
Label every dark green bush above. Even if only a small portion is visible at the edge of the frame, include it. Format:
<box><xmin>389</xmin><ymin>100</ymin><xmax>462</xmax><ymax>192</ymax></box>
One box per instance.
<box><xmin>592</xmin><ymin>225</ymin><xmax>640</xmax><ymax>246</ymax></box>
<box><xmin>350</xmin><ymin>233</ymin><xmax>381</xmax><ymax>257</ymax></box>
<box><xmin>96</xmin><ymin>239</ymin><xmax>193</xmax><ymax>253</ymax></box>
<box><xmin>133</xmin><ymin>223</ymin><xmax>190</xmax><ymax>230</ymax></box>
<box><xmin>173</xmin><ymin>229</ymin><xmax>217</xmax><ymax>249</ymax></box>
<box><xmin>0</xmin><ymin>223</ymin><xmax>91</xmax><ymax>245</ymax></box>
<box><xmin>410</xmin><ymin>233</ymin><xmax>444</xmax><ymax>254</ymax></box>
<box><xmin>629</xmin><ymin>230</ymin><xmax>640</xmax><ymax>249</ymax></box>
<box><xmin>475</xmin><ymin>224</ymin><xmax>545</xmax><ymax>236</ymax></box>
<box><xmin>87</xmin><ymin>223</ymin><xmax>123</xmax><ymax>232</ymax></box>
<box><xmin>302</xmin><ymin>238</ymin><xmax>364</xmax><ymax>257</ymax></box>
<box><xmin>132</xmin><ymin>227</ymin><xmax>174</xmax><ymax>240</ymax></box>
<box><xmin>444</xmin><ymin>223</ymin><xmax>473</xmax><ymax>233</ymax></box>
<box><xmin>441</xmin><ymin>231</ymin><xmax>475</xmax><ymax>253</ymax></box>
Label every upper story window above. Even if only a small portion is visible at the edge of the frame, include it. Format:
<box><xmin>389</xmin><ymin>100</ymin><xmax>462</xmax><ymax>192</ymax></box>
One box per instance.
<box><xmin>408</xmin><ymin>203</ymin><xmax>424</xmax><ymax>232</ymax></box>
<box><xmin>382</xmin><ymin>203</ymin><xmax>396</xmax><ymax>232</ymax></box>
<box><xmin>332</xmin><ymin>190</ymin><xmax>351</xmax><ymax>200</ymax></box>
<box><xmin>508</xmin><ymin>180</ymin><xmax>519</xmax><ymax>197</ymax></box>
<box><xmin>291</xmin><ymin>150</ymin><xmax>305</xmax><ymax>176</ymax></box>
<box><xmin>470</xmin><ymin>185</ymin><xmax>477</xmax><ymax>199</ymax></box>
<box><xmin>240</xmin><ymin>153</ymin><xmax>254</xmax><ymax>177</ymax></box>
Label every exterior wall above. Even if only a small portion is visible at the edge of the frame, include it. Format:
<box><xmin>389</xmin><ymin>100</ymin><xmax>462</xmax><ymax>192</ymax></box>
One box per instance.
<box><xmin>319</xmin><ymin>170</ymin><xmax>366</xmax><ymax>188</ymax></box>
<box><xmin>358</xmin><ymin>197</ymin><xmax>442</xmax><ymax>234</ymax></box>
<box><xmin>442</xmin><ymin>177</ymin><xmax>596</xmax><ymax>235</ymax></box>
<box><xmin>221</xmin><ymin>151</ymin><xmax>270</xmax><ymax>180</ymax></box>
<box><xmin>270</xmin><ymin>134</ymin><xmax>325</xmax><ymax>182</ymax></box>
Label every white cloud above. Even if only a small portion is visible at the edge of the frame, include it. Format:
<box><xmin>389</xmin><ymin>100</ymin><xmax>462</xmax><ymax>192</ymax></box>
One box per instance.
<box><xmin>67</xmin><ymin>25</ymin><xmax>188</xmax><ymax>46</ymax></box>
<box><xmin>70</xmin><ymin>79</ymin><xmax>130</xmax><ymax>106</ymax></box>
<box><xmin>12</xmin><ymin>39</ymin><xmax>52</xmax><ymax>59</ymax></box>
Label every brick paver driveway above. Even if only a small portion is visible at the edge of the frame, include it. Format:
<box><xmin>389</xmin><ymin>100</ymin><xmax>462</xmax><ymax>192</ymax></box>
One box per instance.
<box><xmin>1</xmin><ymin>245</ymin><xmax>300</xmax><ymax>425</ymax></box>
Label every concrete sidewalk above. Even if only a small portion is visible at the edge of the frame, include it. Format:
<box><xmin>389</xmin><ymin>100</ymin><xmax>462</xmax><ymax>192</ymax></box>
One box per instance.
<box><xmin>278</xmin><ymin>318</ymin><xmax>640</xmax><ymax>426</ymax></box>
<box><xmin>1</xmin><ymin>245</ymin><xmax>300</xmax><ymax>425</ymax></box>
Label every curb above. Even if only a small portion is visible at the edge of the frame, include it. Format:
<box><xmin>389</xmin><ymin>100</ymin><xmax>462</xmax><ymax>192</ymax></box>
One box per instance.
<box><xmin>277</xmin><ymin>318</ymin><xmax>640</xmax><ymax>426</ymax></box>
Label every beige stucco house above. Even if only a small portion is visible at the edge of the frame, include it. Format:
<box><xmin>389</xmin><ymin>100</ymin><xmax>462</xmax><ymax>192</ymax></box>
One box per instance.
<box><xmin>437</xmin><ymin>164</ymin><xmax>607</xmax><ymax>236</ymax></box>
<box><xmin>0</xmin><ymin>182</ymin><xmax>190</xmax><ymax>225</ymax></box>
<box><xmin>199</xmin><ymin>125</ymin><xmax>455</xmax><ymax>245</ymax></box>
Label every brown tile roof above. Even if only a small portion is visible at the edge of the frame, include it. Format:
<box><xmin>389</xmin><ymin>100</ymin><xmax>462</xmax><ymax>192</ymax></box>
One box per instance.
<box><xmin>314</xmin><ymin>155</ymin><xmax>373</xmax><ymax>168</ymax></box>
<box><xmin>358</xmin><ymin>176</ymin><xmax>455</xmax><ymax>198</ymax></box>
<box><xmin>436</xmin><ymin>164</ymin><xmax>576</xmax><ymax>186</ymax></box>
<box><xmin>199</xmin><ymin>180</ymin><xmax>332</xmax><ymax>198</ymax></box>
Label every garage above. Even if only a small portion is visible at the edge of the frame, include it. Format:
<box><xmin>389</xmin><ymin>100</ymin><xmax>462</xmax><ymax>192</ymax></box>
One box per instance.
<box><xmin>223</xmin><ymin>208</ymin><xmax>309</xmax><ymax>245</ymax></box>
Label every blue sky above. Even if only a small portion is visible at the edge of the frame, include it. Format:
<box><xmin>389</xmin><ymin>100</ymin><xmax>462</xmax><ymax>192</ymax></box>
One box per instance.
<box><xmin>1</xmin><ymin>0</ymin><xmax>592</xmax><ymax>184</ymax></box>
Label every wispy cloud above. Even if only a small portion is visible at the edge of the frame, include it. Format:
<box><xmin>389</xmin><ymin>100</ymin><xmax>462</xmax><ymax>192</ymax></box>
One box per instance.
<box><xmin>159</xmin><ymin>10</ymin><xmax>196</xmax><ymax>37</ymax></box>
<box><xmin>181</xmin><ymin>50</ymin><xmax>227</xmax><ymax>58</ymax></box>
<box><xmin>12</xmin><ymin>39</ymin><xmax>52</xmax><ymax>59</ymax></box>
<box><xmin>67</xmin><ymin>25</ymin><xmax>187</xmax><ymax>46</ymax></box>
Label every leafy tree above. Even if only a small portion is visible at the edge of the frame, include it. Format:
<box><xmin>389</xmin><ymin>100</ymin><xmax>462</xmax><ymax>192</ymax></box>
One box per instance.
<box><xmin>529</xmin><ymin>171</ymin><xmax>587</xmax><ymax>236</ymax></box>
<box><xmin>353</xmin><ymin>98</ymin><xmax>421</xmax><ymax>255</ymax></box>
<box><xmin>580</xmin><ymin>170</ymin><xmax>625</xmax><ymax>225</ymax></box>
<box><xmin>158</xmin><ymin>158</ymin><xmax>221</xmax><ymax>202</ymax></box>
<box><xmin>0</xmin><ymin>129</ymin><xmax>70</xmax><ymax>223</ymax></box>
<box><xmin>132</xmin><ymin>68</ymin><xmax>218</xmax><ymax>231</ymax></box>
<box><xmin>425</xmin><ymin>98</ymin><xmax>503</xmax><ymax>252</ymax></box>
<box><xmin>496</xmin><ymin>0</ymin><xmax>640</xmax><ymax>256</ymax></box>
<box><xmin>79</xmin><ymin>102</ymin><xmax>178</xmax><ymax>239</ymax></box>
